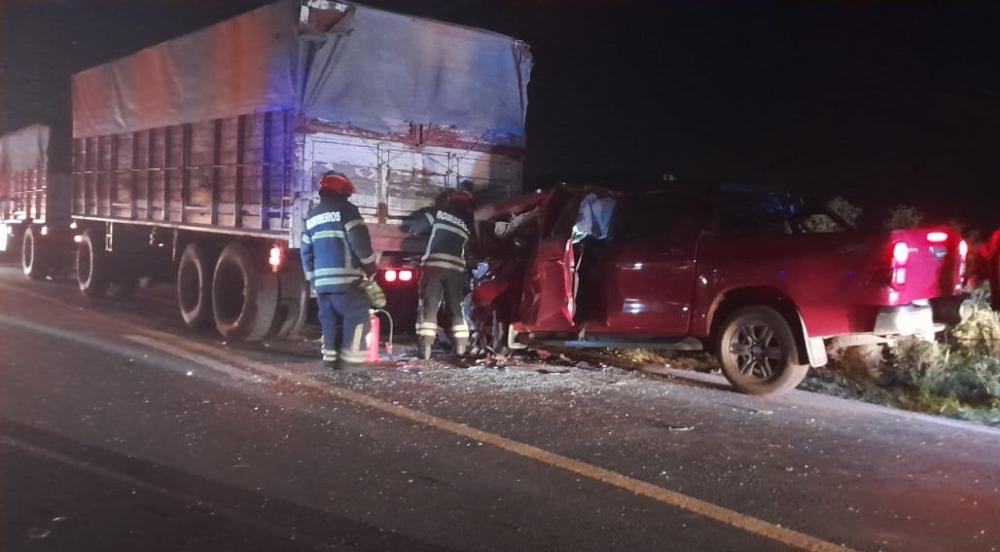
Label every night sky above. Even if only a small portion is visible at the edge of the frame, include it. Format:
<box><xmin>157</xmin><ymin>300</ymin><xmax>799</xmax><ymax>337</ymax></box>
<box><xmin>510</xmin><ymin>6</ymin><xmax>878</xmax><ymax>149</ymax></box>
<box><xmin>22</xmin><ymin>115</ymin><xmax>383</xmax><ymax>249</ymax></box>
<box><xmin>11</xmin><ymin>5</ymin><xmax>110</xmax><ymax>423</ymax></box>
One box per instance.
<box><xmin>2</xmin><ymin>1</ymin><xmax>999</xmax><ymax>227</ymax></box>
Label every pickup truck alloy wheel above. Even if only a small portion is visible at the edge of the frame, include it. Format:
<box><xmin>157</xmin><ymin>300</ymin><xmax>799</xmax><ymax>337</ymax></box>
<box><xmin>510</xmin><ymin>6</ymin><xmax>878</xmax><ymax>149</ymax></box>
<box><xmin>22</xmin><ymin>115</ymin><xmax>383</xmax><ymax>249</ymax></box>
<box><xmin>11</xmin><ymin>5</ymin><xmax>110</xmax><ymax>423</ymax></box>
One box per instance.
<box><xmin>717</xmin><ymin>306</ymin><xmax>808</xmax><ymax>396</ymax></box>
<box><xmin>21</xmin><ymin>227</ymin><xmax>47</xmax><ymax>281</ymax></box>
<box><xmin>76</xmin><ymin>229</ymin><xmax>111</xmax><ymax>297</ymax></box>
<box><xmin>211</xmin><ymin>242</ymin><xmax>278</xmax><ymax>342</ymax></box>
<box><xmin>177</xmin><ymin>243</ymin><xmax>214</xmax><ymax>329</ymax></box>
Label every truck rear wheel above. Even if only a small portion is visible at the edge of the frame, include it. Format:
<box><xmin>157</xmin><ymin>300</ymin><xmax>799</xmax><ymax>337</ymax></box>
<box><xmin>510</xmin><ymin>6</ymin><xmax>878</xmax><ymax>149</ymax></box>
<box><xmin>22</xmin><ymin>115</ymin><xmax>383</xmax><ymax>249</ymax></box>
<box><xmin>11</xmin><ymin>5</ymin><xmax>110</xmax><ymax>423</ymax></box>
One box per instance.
<box><xmin>271</xmin><ymin>267</ymin><xmax>308</xmax><ymax>339</ymax></box>
<box><xmin>212</xmin><ymin>242</ymin><xmax>277</xmax><ymax>341</ymax></box>
<box><xmin>717</xmin><ymin>306</ymin><xmax>808</xmax><ymax>396</ymax></box>
<box><xmin>177</xmin><ymin>243</ymin><xmax>214</xmax><ymax>329</ymax></box>
<box><xmin>21</xmin><ymin>227</ymin><xmax>48</xmax><ymax>281</ymax></box>
<box><xmin>76</xmin><ymin>229</ymin><xmax>110</xmax><ymax>297</ymax></box>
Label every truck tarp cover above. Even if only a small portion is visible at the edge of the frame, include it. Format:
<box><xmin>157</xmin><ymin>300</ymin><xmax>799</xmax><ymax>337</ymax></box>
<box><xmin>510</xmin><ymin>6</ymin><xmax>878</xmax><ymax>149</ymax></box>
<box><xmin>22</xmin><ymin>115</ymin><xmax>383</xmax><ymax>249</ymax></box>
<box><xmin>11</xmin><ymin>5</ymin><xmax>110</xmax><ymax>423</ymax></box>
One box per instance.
<box><xmin>72</xmin><ymin>0</ymin><xmax>532</xmax><ymax>141</ymax></box>
<box><xmin>0</xmin><ymin>125</ymin><xmax>48</xmax><ymax>178</ymax></box>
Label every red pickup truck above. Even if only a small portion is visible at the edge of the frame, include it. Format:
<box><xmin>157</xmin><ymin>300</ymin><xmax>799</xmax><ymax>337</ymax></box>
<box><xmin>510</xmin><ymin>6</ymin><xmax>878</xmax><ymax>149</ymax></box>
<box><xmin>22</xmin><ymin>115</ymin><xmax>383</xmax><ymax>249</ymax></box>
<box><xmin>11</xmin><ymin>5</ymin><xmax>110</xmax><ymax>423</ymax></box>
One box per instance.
<box><xmin>471</xmin><ymin>184</ymin><xmax>968</xmax><ymax>396</ymax></box>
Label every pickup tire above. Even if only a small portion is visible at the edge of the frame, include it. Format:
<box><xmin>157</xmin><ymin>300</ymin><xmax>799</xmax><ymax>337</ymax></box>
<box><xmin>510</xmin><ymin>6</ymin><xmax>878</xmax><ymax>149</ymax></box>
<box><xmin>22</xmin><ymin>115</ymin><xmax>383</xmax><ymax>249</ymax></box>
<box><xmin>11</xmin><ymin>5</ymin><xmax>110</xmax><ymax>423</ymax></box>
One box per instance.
<box><xmin>212</xmin><ymin>242</ymin><xmax>277</xmax><ymax>342</ymax></box>
<box><xmin>177</xmin><ymin>243</ymin><xmax>214</xmax><ymax>329</ymax></box>
<box><xmin>717</xmin><ymin>306</ymin><xmax>808</xmax><ymax>396</ymax></box>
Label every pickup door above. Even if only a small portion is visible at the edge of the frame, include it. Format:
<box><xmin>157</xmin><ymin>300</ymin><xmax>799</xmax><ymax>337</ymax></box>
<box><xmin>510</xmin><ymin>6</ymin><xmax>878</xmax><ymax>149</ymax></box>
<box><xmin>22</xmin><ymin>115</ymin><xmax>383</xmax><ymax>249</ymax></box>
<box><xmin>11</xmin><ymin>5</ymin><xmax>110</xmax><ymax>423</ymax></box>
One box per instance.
<box><xmin>602</xmin><ymin>193</ymin><xmax>704</xmax><ymax>334</ymax></box>
<box><xmin>517</xmin><ymin>189</ymin><xmax>581</xmax><ymax>332</ymax></box>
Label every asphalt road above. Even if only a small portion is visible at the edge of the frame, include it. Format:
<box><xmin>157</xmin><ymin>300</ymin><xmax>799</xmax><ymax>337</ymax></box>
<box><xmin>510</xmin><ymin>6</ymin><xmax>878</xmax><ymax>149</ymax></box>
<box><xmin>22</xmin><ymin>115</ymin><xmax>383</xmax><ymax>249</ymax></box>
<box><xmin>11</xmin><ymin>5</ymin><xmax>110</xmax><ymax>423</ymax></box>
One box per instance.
<box><xmin>1</xmin><ymin>262</ymin><xmax>998</xmax><ymax>552</ymax></box>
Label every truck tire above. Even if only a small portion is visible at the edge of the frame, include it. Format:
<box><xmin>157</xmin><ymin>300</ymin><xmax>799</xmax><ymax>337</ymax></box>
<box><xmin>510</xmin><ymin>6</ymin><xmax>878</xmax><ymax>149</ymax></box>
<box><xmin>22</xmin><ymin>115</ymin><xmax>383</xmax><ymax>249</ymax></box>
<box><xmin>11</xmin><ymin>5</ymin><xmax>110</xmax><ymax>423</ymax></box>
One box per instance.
<box><xmin>716</xmin><ymin>306</ymin><xmax>808</xmax><ymax>396</ymax></box>
<box><xmin>76</xmin><ymin>229</ymin><xmax>111</xmax><ymax>297</ymax></box>
<box><xmin>177</xmin><ymin>243</ymin><xmax>214</xmax><ymax>329</ymax></box>
<box><xmin>1</xmin><ymin>224</ymin><xmax>23</xmax><ymax>262</ymax></box>
<box><xmin>212</xmin><ymin>242</ymin><xmax>277</xmax><ymax>341</ymax></box>
<box><xmin>271</xmin><ymin>267</ymin><xmax>308</xmax><ymax>339</ymax></box>
<box><xmin>21</xmin><ymin>227</ymin><xmax>48</xmax><ymax>281</ymax></box>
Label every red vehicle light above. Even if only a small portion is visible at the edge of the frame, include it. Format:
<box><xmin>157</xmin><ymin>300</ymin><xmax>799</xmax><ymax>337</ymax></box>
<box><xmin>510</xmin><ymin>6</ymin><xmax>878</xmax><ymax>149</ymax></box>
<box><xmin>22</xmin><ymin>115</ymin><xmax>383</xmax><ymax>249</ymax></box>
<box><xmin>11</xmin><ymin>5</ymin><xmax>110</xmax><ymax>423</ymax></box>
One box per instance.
<box><xmin>892</xmin><ymin>241</ymin><xmax>910</xmax><ymax>265</ymax></box>
<box><xmin>959</xmin><ymin>239</ymin><xmax>969</xmax><ymax>258</ymax></box>
<box><xmin>926</xmin><ymin>231</ymin><xmax>948</xmax><ymax>243</ymax></box>
<box><xmin>268</xmin><ymin>244</ymin><xmax>284</xmax><ymax>272</ymax></box>
<box><xmin>382</xmin><ymin>267</ymin><xmax>416</xmax><ymax>284</ymax></box>
<box><xmin>892</xmin><ymin>267</ymin><xmax>907</xmax><ymax>286</ymax></box>
<box><xmin>890</xmin><ymin>241</ymin><xmax>909</xmax><ymax>289</ymax></box>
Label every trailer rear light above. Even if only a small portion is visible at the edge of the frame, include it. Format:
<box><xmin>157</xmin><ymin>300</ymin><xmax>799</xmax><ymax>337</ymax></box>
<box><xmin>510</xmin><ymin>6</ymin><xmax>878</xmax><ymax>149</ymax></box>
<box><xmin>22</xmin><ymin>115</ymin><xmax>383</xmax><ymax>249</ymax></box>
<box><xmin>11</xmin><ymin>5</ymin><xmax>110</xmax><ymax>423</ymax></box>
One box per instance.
<box><xmin>381</xmin><ymin>267</ymin><xmax>416</xmax><ymax>284</ymax></box>
<box><xmin>268</xmin><ymin>244</ymin><xmax>284</xmax><ymax>272</ymax></box>
<box><xmin>926</xmin><ymin>231</ymin><xmax>948</xmax><ymax>243</ymax></box>
<box><xmin>890</xmin><ymin>241</ymin><xmax>909</xmax><ymax>289</ymax></box>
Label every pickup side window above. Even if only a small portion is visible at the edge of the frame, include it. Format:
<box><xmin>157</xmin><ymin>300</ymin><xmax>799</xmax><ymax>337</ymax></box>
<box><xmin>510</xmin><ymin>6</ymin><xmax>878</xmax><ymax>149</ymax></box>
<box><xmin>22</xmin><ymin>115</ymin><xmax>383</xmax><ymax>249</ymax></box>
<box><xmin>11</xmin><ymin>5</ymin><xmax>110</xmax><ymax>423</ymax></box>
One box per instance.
<box><xmin>713</xmin><ymin>189</ymin><xmax>792</xmax><ymax>236</ymax></box>
<box><xmin>615</xmin><ymin>193</ymin><xmax>704</xmax><ymax>243</ymax></box>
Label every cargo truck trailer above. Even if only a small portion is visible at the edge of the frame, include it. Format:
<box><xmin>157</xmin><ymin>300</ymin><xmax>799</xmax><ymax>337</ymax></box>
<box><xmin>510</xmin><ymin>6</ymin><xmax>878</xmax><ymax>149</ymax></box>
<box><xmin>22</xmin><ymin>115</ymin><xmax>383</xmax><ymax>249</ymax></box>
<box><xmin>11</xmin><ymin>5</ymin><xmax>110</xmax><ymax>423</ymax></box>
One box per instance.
<box><xmin>0</xmin><ymin>0</ymin><xmax>532</xmax><ymax>342</ymax></box>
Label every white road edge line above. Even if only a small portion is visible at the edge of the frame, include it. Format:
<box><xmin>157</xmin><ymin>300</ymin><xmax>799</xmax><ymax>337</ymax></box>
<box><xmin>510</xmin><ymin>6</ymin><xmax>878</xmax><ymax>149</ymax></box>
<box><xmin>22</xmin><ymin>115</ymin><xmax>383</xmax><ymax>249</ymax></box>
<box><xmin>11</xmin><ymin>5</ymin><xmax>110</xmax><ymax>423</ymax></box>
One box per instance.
<box><xmin>127</xmin><ymin>329</ymin><xmax>856</xmax><ymax>552</ymax></box>
<box><xmin>126</xmin><ymin>334</ymin><xmax>264</xmax><ymax>384</ymax></box>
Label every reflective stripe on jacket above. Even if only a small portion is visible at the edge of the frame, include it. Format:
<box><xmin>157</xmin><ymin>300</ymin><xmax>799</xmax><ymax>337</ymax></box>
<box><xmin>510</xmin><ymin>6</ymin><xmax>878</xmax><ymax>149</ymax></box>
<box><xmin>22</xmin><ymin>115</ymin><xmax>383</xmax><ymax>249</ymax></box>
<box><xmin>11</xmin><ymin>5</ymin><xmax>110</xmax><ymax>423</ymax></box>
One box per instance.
<box><xmin>301</xmin><ymin>197</ymin><xmax>377</xmax><ymax>293</ymax></box>
<box><xmin>413</xmin><ymin>208</ymin><xmax>474</xmax><ymax>272</ymax></box>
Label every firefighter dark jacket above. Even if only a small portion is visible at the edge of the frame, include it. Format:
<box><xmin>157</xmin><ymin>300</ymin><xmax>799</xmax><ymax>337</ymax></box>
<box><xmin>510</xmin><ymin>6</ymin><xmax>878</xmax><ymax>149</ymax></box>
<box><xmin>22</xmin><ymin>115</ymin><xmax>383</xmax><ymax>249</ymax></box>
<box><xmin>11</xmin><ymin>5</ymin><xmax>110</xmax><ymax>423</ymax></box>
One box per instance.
<box><xmin>301</xmin><ymin>196</ymin><xmax>377</xmax><ymax>293</ymax></box>
<box><xmin>411</xmin><ymin>206</ymin><xmax>475</xmax><ymax>272</ymax></box>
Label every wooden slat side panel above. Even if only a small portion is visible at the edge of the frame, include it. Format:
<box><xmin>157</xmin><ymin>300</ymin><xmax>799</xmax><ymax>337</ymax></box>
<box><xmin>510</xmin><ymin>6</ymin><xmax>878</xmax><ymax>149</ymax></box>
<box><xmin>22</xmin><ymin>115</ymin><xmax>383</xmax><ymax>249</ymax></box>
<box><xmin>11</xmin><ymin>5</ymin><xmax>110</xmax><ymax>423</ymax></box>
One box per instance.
<box><xmin>70</xmin><ymin>110</ymin><xmax>294</xmax><ymax>235</ymax></box>
<box><xmin>134</xmin><ymin>131</ymin><xmax>149</xmax><ymax>218</ymax></box>
<box><xmin>166</xmin><ymin>125</ymin><xmax>184</xmax><ymax>223</ymax></box>
<box><xmin>72</xmin><ymin>139</ymin><xmax>85</xmax><ymax>215</ymax></box>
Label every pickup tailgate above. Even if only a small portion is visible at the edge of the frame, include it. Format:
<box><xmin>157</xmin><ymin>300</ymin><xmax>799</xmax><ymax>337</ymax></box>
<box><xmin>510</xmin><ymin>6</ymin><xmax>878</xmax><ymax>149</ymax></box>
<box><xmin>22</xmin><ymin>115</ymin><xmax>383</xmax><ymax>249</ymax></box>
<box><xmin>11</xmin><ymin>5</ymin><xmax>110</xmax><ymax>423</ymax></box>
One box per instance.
<box><xmin>884</xmin><ymin>228</ymin><xmax>966</xmax><ymax>304</ymax></box>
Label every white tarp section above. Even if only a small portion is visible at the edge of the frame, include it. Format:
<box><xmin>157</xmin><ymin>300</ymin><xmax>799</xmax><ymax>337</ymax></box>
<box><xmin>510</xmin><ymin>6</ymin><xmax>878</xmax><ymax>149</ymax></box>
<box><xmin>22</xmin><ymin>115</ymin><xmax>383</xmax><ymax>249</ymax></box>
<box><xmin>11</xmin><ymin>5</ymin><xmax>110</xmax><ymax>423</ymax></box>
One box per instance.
<box><xmin>0</xmin><ymin>124</ymin><xmax>49</xmax><ymax>177</ymax></box>
<box><xmin>72</xmin><ymin>0</ymin><xmax>532</xmax><ymax>141</ymax></box>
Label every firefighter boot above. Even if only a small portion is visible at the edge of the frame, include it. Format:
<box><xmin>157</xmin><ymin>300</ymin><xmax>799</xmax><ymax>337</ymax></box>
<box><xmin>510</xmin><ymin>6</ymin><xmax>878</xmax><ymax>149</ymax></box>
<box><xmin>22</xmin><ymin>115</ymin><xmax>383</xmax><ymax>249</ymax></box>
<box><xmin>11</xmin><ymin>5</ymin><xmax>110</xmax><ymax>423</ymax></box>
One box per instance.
<box><xmin>322</xmin><ymin>349</ymin><xmax>341</xmax><ymax>370</ymax></box>
<box><xmin>454</xmin><ymin>336</ymin><xmax>470</xmax><ymax>357</ymax></box>
<box><xmin>418</xmin><ymin>336</ymin><xmax>434</xmax><ymax>360</ymax></box>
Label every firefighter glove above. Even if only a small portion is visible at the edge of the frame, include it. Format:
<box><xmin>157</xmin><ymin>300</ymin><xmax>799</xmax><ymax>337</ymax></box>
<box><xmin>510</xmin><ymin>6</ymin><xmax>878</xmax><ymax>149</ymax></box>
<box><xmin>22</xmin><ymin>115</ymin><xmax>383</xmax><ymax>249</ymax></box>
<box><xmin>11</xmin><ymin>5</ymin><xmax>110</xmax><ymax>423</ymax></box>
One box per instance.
<box><xmin>360</xmin><ymin>278</ymin><xmax>387</xmax><ymax>309</ymax></box>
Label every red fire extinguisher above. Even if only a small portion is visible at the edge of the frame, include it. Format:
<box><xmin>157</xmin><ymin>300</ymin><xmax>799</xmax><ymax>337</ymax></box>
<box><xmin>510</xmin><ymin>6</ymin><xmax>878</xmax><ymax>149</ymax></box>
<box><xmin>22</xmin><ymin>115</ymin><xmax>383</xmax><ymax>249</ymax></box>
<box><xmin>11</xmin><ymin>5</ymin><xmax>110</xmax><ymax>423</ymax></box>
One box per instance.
<box><xmin>366</xmin><ymin>311</ymin><xmax>381</xmax><ymax>363</ymax></box>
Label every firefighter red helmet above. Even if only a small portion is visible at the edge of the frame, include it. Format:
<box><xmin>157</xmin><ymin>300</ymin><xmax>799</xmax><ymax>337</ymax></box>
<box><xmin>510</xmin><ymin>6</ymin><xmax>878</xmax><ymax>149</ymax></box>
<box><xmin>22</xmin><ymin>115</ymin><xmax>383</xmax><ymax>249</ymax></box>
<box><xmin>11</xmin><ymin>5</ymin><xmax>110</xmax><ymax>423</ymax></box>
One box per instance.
<box><xmin>319</xmin><ymin>171</ymin><xmax>354</xmax><ymax>197</ymax></box>
<box><xmin>449</xmin><ymin>190</ymin><xmax>474</xmax><ymax>206</ymax></box>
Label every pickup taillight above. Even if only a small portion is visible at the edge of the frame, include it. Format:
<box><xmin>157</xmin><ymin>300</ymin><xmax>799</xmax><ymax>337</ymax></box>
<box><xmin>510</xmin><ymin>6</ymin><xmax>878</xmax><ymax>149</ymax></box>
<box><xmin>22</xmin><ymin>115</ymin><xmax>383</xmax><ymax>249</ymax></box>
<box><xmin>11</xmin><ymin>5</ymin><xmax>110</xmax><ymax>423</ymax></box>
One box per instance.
<box><xmin>958</xmin><ymin>239</ymin><xmax>969</xmax><ymax>288</ymax></box>
<box><xmin>891</xmin><ymin>241</ymin><xmax>909</xmax><ymax>289</ymax></box>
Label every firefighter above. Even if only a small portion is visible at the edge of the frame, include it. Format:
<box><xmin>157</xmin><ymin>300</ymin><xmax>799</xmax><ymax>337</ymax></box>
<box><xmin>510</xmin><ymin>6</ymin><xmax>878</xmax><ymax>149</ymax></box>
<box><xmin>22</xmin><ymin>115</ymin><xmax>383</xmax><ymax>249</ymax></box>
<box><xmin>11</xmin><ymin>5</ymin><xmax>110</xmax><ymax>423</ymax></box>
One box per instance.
<box><xmin>410</xmin><ymin>184</ymin><xmax>477</xmax><ymax>359</ymax></box>
<box><xmin>300</xmin><ymin>171</ymin><xmax>383</xmax><ymax>369</ymax></box>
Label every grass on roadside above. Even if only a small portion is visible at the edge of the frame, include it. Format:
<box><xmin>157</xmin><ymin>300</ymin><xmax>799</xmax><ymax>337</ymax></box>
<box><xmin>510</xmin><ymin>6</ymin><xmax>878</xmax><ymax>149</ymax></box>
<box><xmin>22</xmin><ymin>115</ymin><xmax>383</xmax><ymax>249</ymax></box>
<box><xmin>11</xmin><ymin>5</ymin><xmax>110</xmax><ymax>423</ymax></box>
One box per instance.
<box><xmin>805</xmin><ymin>285</ymin><xmax>1000</xmax><ymax>427</ymax></box>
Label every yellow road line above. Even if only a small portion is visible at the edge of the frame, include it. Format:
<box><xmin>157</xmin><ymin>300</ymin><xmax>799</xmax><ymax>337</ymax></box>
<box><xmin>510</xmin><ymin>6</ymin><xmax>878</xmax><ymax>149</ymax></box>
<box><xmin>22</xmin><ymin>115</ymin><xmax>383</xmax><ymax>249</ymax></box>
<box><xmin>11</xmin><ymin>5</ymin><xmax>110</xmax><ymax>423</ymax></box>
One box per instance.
<box><xmin>129</xmin><ymin>328</ymin><xmax>855</xmax><ymax>552</ymax></box>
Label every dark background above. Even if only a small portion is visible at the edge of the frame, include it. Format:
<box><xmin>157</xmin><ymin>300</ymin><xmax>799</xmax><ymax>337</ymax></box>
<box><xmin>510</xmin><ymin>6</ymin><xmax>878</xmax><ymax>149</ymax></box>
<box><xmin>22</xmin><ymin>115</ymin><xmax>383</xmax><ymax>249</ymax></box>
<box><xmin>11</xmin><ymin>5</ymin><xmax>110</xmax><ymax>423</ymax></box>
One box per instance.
<box><xmin>2</xmin><ymin>0</ymin><xmax>999</xmax><ymax>227</ymax></box>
